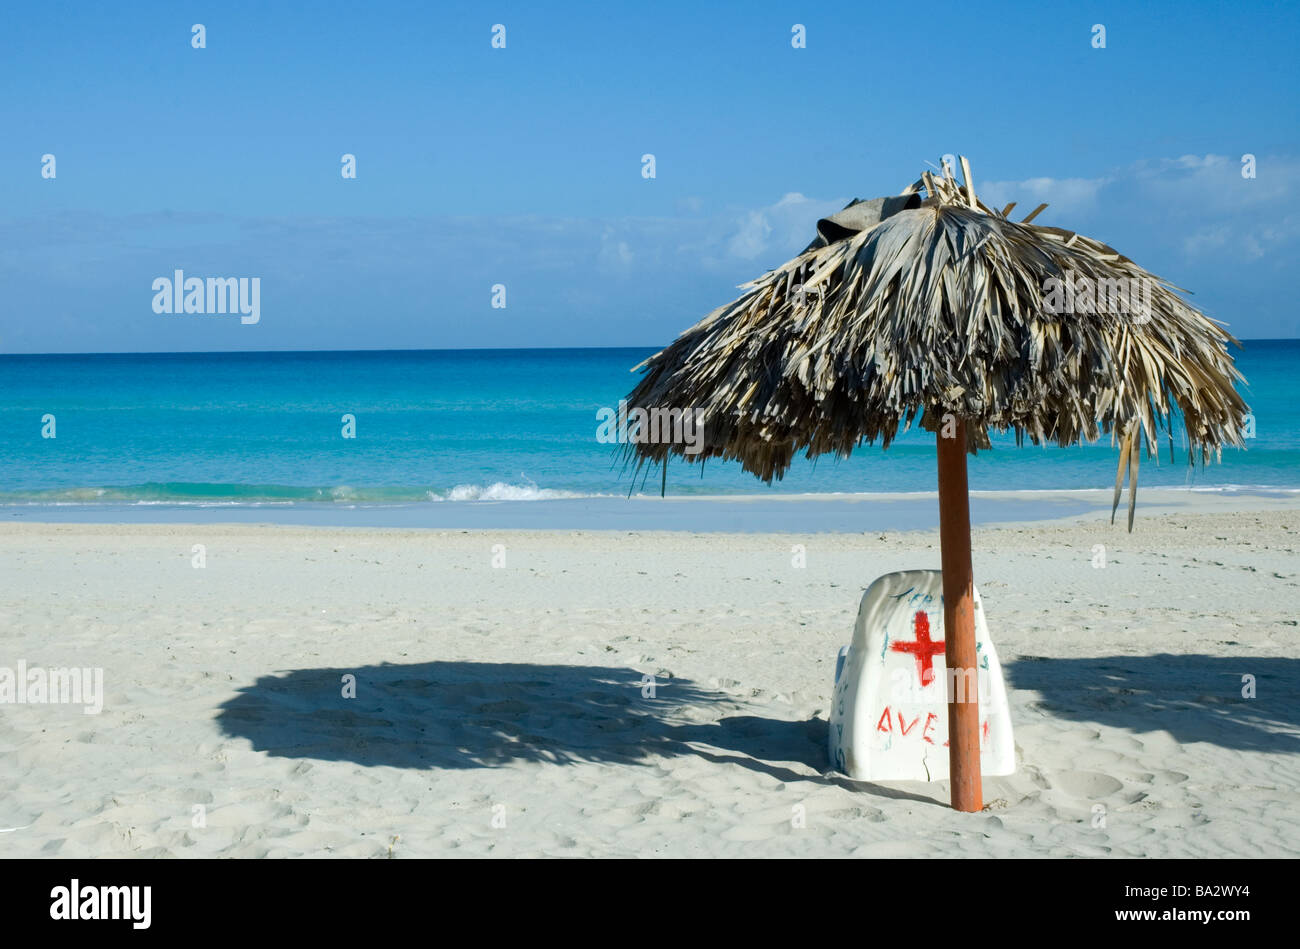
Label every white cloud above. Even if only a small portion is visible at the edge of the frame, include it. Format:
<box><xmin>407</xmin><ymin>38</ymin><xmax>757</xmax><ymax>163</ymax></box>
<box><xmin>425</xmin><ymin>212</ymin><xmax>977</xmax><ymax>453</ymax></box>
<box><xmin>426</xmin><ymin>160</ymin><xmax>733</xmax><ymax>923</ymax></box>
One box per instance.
<box><xmin>725</xmin><ymin>192</ymin><xmax>847</xmax><ymax>261</ymax></box>
<box><xmin>1130</xmin><ymin>155</ymin><xmax>1300</xmax><ymax>259</ymax></box>
<box><xmin>979</xmin><ymin>154</ymin><xmax>1300</xmax><ymax>265</ymax></box>
<box><xmin>979</xmin><ymin>176</ymin><xmax>1111</xmax><ymax>218</ymax></box>
<box><xmin>1131</xmin><ymin>153</ymin><xmax>1290</xmax><ymax>212</ymax></box>
<box><xmin>1182</xmin><ymin>224</ymin><xmax>1232</xmax><ymax>256</ymax></box>
<box><xmin>595</xmin><ymin>226</ymin><xmax>636</xmax><ymax>271</ymax></box>
<box><xmin>727</xmin><ymin>208</ymin><xmax>773</xmax><ymax>259</ymax></box>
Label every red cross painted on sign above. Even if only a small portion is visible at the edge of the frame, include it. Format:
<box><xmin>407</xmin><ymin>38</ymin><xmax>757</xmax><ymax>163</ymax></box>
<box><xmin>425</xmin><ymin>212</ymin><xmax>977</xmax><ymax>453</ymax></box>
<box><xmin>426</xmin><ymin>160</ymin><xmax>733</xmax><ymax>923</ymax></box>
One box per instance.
<box><xmin>890</xmin><ymin>611</ymin><xmax>945</xmax><ymax>686</ymax></box>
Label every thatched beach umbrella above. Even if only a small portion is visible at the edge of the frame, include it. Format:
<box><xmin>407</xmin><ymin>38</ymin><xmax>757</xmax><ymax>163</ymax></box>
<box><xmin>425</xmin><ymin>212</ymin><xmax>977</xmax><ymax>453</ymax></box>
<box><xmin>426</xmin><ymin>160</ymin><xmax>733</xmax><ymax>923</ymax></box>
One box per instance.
<box><xmin>621</xmin><ymin>157</ymin><xmax>1249</xmax><ymax>811</ymax></box>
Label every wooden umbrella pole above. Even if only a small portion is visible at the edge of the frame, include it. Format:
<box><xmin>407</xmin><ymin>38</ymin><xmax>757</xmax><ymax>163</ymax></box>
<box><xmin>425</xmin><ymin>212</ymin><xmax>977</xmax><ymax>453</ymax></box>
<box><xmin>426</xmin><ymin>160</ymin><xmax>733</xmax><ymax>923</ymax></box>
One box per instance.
<box><xmin>936</xmin><ymin>419</ymin><xmax>983</xmax><ymax>812</ymax></box>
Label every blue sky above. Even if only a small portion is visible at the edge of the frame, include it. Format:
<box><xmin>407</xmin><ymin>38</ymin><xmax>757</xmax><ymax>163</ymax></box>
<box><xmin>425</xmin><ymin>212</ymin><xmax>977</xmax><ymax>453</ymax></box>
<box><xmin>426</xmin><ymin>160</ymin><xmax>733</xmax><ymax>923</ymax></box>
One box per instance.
<box><xmin>2</xmin><ymin>0</ymin><xmax>1297</xmax><ymax>352</ymax></box>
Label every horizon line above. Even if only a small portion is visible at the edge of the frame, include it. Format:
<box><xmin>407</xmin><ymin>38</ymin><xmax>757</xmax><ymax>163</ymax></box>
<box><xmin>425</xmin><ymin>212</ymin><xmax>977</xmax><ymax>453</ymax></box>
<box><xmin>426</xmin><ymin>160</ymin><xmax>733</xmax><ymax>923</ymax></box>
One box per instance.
<box><xmin>0</xmin><ymin>344</ymin><xmax>667</xmax><ymax>358</ymax></box>
<box><xmin>2</xmin><ymin>338</ymin><xmax>1295</xmax><ymax>358</ymax></box>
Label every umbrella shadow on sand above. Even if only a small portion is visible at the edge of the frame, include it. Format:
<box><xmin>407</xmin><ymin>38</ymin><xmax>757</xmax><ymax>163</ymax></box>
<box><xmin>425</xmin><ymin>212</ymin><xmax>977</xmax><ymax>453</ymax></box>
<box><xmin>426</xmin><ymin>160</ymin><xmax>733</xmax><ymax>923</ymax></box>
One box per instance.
<box><xmin>1004</xmin><ymin>654</ymin><xmax>1300</xmax><ymax>753</ymax></box>
<box><xmin>217</xmin><ymin>660</ymin><xmax>919</xmax><ymax>794</ymax></box>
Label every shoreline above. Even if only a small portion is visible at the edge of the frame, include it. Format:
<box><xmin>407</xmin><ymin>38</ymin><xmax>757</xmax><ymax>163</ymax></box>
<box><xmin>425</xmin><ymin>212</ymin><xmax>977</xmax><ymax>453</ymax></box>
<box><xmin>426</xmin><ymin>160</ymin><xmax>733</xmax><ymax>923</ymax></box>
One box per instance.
<box><xmin>3</xmin><ymin>486</ymin><xmax>1297</xmax><ymax>533</ymax></box>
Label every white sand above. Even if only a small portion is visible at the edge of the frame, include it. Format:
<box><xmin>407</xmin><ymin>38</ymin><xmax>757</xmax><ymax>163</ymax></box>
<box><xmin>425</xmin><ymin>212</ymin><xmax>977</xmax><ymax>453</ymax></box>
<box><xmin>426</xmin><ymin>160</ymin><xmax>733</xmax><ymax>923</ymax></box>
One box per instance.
<box><xmin>1</xmin><ymin>502</ymin><xmax>1297</xmax><ymax>857</ymax></box>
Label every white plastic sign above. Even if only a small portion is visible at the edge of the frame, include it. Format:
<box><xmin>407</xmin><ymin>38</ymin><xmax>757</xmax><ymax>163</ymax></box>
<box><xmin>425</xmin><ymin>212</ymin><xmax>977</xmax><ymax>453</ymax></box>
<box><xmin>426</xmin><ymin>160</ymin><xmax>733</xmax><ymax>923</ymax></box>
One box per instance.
<box><xmin>829</xmin><ymin>569</ymin><xmax>1015</xmax><ymax>781</ymax></box>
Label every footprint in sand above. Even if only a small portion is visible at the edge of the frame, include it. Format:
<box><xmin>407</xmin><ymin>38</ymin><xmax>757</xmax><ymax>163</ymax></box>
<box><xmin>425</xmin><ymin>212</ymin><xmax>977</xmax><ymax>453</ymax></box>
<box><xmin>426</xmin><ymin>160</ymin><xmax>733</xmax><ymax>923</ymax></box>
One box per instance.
<box><xmin>1050</xmin><ymin>770</ymin><xmax>1125</xmax><ymax>798</ymax></box>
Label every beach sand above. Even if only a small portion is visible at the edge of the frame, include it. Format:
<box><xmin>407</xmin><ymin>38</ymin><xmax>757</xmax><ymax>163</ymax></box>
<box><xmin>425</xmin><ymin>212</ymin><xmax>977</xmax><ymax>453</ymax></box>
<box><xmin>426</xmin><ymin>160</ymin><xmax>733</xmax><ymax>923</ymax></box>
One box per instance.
<box><xmin>1</xmin><ymin>502</ymin><xmax>1297</xmax><ymax>857</ymax></box>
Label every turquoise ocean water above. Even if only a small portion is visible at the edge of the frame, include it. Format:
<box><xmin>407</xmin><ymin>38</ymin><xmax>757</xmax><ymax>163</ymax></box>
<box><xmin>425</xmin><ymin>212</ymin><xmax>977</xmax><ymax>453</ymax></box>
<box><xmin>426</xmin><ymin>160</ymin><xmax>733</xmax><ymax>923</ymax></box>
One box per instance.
<box><xmin>0</xmin><ymin>343</ymin><xmax>1295</xmax><ymax>526</ymax></box>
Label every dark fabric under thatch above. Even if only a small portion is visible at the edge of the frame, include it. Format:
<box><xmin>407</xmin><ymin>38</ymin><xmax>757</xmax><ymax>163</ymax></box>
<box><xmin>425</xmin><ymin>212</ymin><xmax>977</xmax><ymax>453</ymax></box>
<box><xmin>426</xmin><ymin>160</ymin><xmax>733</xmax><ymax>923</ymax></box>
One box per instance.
<box><xmin>801</xmin><ymin>193</ymin><xmax>923</xmax><ymax>252</ymax></box>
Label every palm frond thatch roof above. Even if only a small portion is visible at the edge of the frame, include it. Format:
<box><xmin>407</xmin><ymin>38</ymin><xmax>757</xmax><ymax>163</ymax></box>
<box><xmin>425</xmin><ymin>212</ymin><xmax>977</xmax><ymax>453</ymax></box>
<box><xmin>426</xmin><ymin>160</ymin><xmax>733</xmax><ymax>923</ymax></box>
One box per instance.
<box><xmin>622</xmin><ymin>160</ymin><xmax>1249</xmax><ymax>500</ymax></box>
